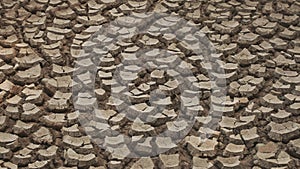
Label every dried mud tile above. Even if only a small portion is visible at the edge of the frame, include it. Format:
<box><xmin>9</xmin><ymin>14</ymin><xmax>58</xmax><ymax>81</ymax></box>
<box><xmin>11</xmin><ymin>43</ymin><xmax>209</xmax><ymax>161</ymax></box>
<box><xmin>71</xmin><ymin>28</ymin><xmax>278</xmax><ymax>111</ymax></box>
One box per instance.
<box><xmin>131</xmin><ymin>157</ymin><xmax>154</xmax><ymax>169</ymax></box>
<box><xmin>21</xmin><ymin>103</ymin><xmax>42</xmax><ymax>121</ymax></box>
<box><xmin>64</xmin><ymin>148</ymin><xmax>96</xmax><ymax>167</ymax></box>
<box><xmin>0</xmin><ymin>132</ymin><xmax>19</xmax><ymax>149</ymax></box>
<box><xmin>215</xmin><ymin>156</ymin><xmax>241</xmax><ymax>169</ymax></box>
<box><xmin>32</xmin><ymin>127</ymin><xmax>53</xmax><ymax>144</ymax></box>
<box><xmin>12</xmin><ymin>120</ymin><xmax>36</xmax><ymax>136</ymax></box>
<box><xmin>232</xmin><ymin>48</ymin><xmax>258</xmax><ymax>65</ymax></box>
<box><xmin>159</xmin><ymin>153</ymin><xmax>180</xmax><ymax>169</ymax></box>
<box><xmin>192</xmin><ymin>157</ymin><xmax>214</xmax><ymax>169</ymax></box>
<box><xmin>13</xmin><ymin>64</ymin><xmax>42</xmax><ymax>84</ymax></box>
<box><xmin>268</xmin><ymin>121</ymin><xmax>300</xmax><ymax>142</ymax></box>
<box><xmin>46</xmin><ymin>91</ymin><xmax>72</xmax><ymax>112</ymax></box>
<box><xmin>37</xmin><ymin>145</ymin><xmax>58</xmax><ymax>160</ymax></box>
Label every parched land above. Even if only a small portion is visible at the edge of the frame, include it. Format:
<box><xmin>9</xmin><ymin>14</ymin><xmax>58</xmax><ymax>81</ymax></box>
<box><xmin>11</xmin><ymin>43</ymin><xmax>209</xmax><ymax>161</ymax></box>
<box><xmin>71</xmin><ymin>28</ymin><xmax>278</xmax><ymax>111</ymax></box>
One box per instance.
<box><xmin>0</xmin><ymin>0</ymin><xmax>300</xmax><ymax>168</ymax></box>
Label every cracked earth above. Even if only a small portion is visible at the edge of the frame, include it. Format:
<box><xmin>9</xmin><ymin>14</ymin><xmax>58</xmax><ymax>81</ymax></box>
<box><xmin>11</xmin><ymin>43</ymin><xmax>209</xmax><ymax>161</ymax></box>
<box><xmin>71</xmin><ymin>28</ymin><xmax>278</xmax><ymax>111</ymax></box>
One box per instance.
<box><xmin>0</xmin><ymin>0</ymin><xmax>300</xmax><ymax>169</ymax></box>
